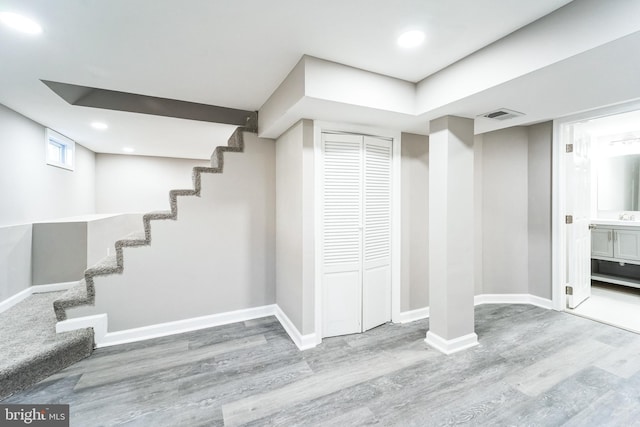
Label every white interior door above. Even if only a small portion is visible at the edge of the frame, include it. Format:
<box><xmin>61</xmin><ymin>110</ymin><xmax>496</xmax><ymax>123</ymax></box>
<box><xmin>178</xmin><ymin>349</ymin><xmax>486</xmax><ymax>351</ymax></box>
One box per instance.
<box><xmin>362</xmin><ymin>136</ymin><xmax>392</xmax><ymax>330</ymax></box>
<box><xmin>322</xmin><ymin>133</ymin><xmax>363</xmax><ymax>337</ymax></box>
<box><xmin>321</xmin><ymin>133</ymin><xmax>392</xmax><ymax>337</ymax></box>
<box><xmin>566</xmin><ymin>127</ymin><xmax>592</xmax><ymax>309</ymax></box>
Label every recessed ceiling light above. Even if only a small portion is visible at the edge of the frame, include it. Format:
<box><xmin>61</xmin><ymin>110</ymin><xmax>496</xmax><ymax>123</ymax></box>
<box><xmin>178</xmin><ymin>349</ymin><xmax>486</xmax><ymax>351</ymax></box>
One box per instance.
<box><xmin>397</xmin><ymin>30</ymin><xmax>425</xmax><ymax>48</ymax></box>
<box><xmin>0</xmin><ymin>12</ymin><xmax>42</xmax><ymax>35</ymax></box>
<box><xmin>122</xmin><ymin>147</ymin><xmax>135</xmax><ymax>153</ymax></box>
<box><xmin>91</xmin><ymin>122</ymin><xmax>108</xmax><ymax>130</ymax></box>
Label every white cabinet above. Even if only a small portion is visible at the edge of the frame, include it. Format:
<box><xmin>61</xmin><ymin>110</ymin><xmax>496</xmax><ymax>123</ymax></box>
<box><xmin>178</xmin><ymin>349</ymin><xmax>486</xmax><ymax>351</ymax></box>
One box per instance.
<box><xmin>591</xmin><ymin>226</ymin><xmax>640</xmax><ymax>261</ymax></box>
<box><xmin>591</xmin><ymin>229</ymin><xmax>613</xmax><ymax>258</ymax></box>
<box><xmin>591</xmin><ymin>224</ymin><xmax>640</xmax><ymax>289</ymax></box>
<box><xmin>614</xmin><ymin>229</ymin><xmax>640</xmax><ymax>261</ymax></box>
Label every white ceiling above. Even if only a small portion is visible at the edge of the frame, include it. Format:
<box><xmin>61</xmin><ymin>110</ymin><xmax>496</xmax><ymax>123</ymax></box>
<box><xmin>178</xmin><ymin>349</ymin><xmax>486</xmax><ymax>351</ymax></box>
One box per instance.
<box><xmin>0</xmin><ymin>0</ymin><xmax>573</xmax><ymax>158</ymax></box>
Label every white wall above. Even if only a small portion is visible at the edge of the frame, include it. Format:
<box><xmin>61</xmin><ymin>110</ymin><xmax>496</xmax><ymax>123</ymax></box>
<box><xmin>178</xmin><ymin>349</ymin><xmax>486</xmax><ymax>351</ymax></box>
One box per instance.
<box><xmin>480</xmin><ymin>126</ymin><xmax>530</xmax><ymax>294</ymax></box>
<box><xmin>68</xmin><ymin>133</ymin><xmax>276</xmax><ymax>331</ymax></box>
<box><xmin>95</xmin><ymin>154</ymin><xmax>209</xmax><ymax>213</ymax></box>
<box><xmin>0</xmin><ymin>104</ymin><xmax>95</xmax><ymax>227</ymax></box>
<box><xmin>87</xmin><ymin>214</ymin><xmax>142</xmax><ymax>266</ymax></box>
<box><xmin>0</xmin><ymin>103</ymin><xmax>95</xmax><ymax>301</ymax></box>
<box><xmin>400</xmin><ymin>133</ymin><xmax>429</xmax><ymax>311</ymax></box>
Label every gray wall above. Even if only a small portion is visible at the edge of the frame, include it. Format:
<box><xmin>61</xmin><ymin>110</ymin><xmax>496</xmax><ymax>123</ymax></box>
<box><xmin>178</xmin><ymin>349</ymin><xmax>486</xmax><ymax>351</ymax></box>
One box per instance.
<box><xmin>68</xmin><ymin>133</ymin><xmax>277</xmax><ymax>331</ymax></box>
<box><xmin>480</xmin><ymin>126</ymin><xmax>530</xmax><ymax>294</ymax></box>
<box><xmin>474</xmin><ymin>135</ymin><xmax>484</xmax><ymax>295</ymax></box>
<box><xmin>477</xmin><ymin>123</ymin><xmax>553</xmax><ymax>297</ymax></box>
<box><xmin>275</xmin><ymin>121</ymin><xmax>304</xmax><ymax>332</ymax></box>
<box><xmin>274</xmin><ymin>120</ymin><xmax>316</xmax><ymax>334</ymax></box>
<box><xmin>31</xmin><ymin>214</ymin><xmax>142</xmax><ymax>286</ymax></box>
<box><xmin>0</xmin><ymin>224</ymin><xmax>32</xmax><ymax>301</ymax></box>
<box><xmin>95</xmin><ymin>154</ymin><xmax>209</xmax><ymax>213</ymax></box>
<box><xmin>32</xmin><ymin>222</ymin><xmax>87</xmax><ymax>286</ymax></box>
<box><xmin>0</xmin><ymin>104</ymin><xmax>95</xmax><ymax>228</ymax></box>
<box><xmin>527</xmin><ymin>122</ymin><xmax>553</xmax><ymax>299</ymax></box>
<box><xmin>400</xmin><ymin>132</ymin><xmax>429</xmax><ymax>311</ymax></box>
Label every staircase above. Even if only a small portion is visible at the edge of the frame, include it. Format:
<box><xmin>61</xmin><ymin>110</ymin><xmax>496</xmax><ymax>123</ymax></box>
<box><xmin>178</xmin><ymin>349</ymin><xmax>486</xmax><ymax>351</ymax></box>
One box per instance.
<box><xmin>0</xmin><ymin>126</ymin><xmax>253</xmax><ymax>400</ymax></box>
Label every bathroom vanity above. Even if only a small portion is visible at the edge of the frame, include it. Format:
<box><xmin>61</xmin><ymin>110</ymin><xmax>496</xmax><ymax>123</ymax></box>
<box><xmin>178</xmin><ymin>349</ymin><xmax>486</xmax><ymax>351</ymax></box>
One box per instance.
<box><xmin>591</xmin><ymin>220</ymin><xmax>640</xmax><ymax>289</ymax></box>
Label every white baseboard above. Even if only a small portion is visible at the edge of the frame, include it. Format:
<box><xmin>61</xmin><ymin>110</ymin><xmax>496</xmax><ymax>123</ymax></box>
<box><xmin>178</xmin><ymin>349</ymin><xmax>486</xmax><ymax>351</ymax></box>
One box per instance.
<box><xmin>0</xmin><ymin>287</ymin><xmax>32</xmax><ymax>314</ymax></box>
<box><xmin>58</xmin><ymin>305</ymin><xmax>278</xmax><ymax>348</ymax></box>
<box><xmin>0</xmin><ymin>281</ymin><xmax>80</xmax><ymax>314</ymax></box>
<box><xmin>474</xmin><ymin>293</ymin><xmax>553</xmax><ymax>309</ymax></box>
<box><xmin>32</xmin><ymin>281</ymin><xmax>79</xmax><ymax>293</ymax></box>
<box><xmin>425</xmin><ymin>331</ymin><xmax>478</xmax><ymax>355</ymax></box>
<box><xmin>392</xmin><ymin>294</ymin><xmax>552</xmax><ymax>326</ymax></box>
<box><xmin>57</xmin><ymin>314</ymin><xmax>108</xmax><ymax>342</ymax></box>
<box><xmin>57</xmin><ymin>304</ymin><xmax>319</xmax><ymax>350</ymax></box>
<box><xmin>397</xmin><ymin>306</ymin><xmax>430</xmax><ymax>323</ymax></box>
<box><xmin>274</xmin><ymin>305</ymin><xmax>317</xmax><ymax>351</ymax></box>
<box><xmin>52</xmin><ymin>294</ymin><xmax>553</xmax><ymax>350</ymax></box>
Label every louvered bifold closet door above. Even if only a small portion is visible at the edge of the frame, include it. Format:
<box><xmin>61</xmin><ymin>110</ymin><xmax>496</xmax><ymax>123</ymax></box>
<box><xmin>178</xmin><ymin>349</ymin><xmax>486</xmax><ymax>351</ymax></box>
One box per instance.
<box><xmin>321</xmin><ymin>133</ymin><xmax>364</xmax><ymax>337</ymax></box>
<box><xmin>362</xmin><ymin>136</ymin><xmax>392</xmax><ymax>331</ymax></box>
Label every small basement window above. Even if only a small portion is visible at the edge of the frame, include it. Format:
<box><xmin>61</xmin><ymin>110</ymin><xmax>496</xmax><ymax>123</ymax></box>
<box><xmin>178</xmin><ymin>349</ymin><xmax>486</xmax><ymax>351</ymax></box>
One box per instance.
<box><xmin>45</xmin><ymin>128</ymin><xmax>75</xmax><ymax>171</ymax></box>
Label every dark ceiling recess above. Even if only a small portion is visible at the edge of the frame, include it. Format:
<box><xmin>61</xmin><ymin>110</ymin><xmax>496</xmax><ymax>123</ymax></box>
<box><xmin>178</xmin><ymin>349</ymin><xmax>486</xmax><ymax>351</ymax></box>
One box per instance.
<box><xmin>41</xmin><ymin>80</ymin><xmax>257</xmax><ymax>130</ymax></box>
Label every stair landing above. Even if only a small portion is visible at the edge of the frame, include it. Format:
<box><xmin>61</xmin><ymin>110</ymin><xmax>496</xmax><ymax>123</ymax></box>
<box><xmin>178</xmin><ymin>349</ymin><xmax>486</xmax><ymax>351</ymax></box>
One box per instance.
<box><xmin>0</xmin><ymin>291</ymin><xmax>93</xmax><ymax>400</ymax></box>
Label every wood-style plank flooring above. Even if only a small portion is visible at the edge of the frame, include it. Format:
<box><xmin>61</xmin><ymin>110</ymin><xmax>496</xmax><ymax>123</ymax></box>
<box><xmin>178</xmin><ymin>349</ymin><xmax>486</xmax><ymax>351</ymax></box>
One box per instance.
<box><xmin>6</xmin><ymin>304</ymin><xmax>640</xmax><ymax>426</ymax></box>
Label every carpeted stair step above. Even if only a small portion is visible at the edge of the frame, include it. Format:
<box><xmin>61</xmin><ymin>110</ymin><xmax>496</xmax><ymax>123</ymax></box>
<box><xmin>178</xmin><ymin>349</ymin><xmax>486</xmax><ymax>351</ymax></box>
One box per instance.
<box><xmin>53</xmin><ymin>280</ymin><xmax>91</xmax><ymax>321</ymax></box>
<box><xmin>115</xmin><ymin>230</ymin><xmax>148</xmax><ymax>248</ymax></box>
<box><xmin>169</xmin><ymin>189</ymin><xmax>198</xmax><ymax>211</ymax></box>
<box><xmin>193</xmin><ymin>126</ymin><xmax>248</xmax><ymax>193</ymax></box>
<box><xmin>85</xmin><ymin>254</ymin><xmax>121</xmax><ymax>278</ymax></box>
<box><xmin>143</xmin><ymin>210</ymin><xmax>175</xmax><ymax>241</ymax></box>
<box><xmin>0</xmin><ymin>292</ymin><xmax>93</xmax><ymax>400</ymax></box>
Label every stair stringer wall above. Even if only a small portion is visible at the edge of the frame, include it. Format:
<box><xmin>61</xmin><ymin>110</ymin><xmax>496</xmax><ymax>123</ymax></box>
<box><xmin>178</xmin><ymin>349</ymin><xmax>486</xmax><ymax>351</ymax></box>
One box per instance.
<box><xmin>66</xmin><ymin>133</ymin><xmax>276</xmax><ymax>332</ymax></box>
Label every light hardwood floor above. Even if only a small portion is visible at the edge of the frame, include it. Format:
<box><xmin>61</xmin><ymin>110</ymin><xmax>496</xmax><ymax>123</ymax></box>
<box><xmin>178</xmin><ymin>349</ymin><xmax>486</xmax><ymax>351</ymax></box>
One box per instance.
<box><xmin>5</xmin><ymin>304</ymin><xmax>640</xmax><ymax>426</ymax></box>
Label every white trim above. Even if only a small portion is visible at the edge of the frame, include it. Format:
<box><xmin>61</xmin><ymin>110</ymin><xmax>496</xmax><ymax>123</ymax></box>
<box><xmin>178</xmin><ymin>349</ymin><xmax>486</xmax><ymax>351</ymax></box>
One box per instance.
<box><xmin>425</xmin><ymin>331</ymin><xmax>478</xmax><ymax>355</ymax></box>
<box><xmin>58</xmin><ymin>305</ymin><xmax>279</xmax><ymax>348</ymax></box>
<box><xmin>274</xmin><ymin>305</ymin><xmax>317</xmax><ymax>350</ymax></box>
<box><xmin>32</xmin><ymin>280</ymin><xmax>79</xmax><ymax>293</ymax></box>
<box><xmin>0</xmin><ymin>288</ymin><xmax>32</xmax><ymax>314</ymax></box>
<box><xmin>552</xmin><ymin>100</ymin><xmax>640</xmax><ymax>313</ymax></box>
<box><xmin>392</xmin><ymin>295</ymin><xmax>551</xmax><ymax>326</ymax></box>
<box><xmin>313</xmin><ymin>120</ymin><xmax>402</xmax><ymax>343</ymax></box>
<box><xmin>56</xmin><ymin>314</ymin><xmax>108</xmax><ymax>342</ymax></box>
<box><xmin>552</xmin><ymin>116</ymin><xmax>565</xmax><ymax>311</ymax></box>
<box><xmin>51</xmin><ymin>295</ymin><xmax>556</xmax><ymax>350</ymax></box>
<box><xmin>45</xmin><ymin>128</ymin><xmax>76</xmax><ymax>171</ymax></box>
<box><xmin>0</xmin><ymin>281</ymin><xmax>81</xmax><ymax>314</ymax></box>
<box><xmin>391</xmin><ymin>129</ymin><xmax>402</xmax><ymax>323</ymax></box>
<box><xmin>313</xmin><ymin>121</ymin><xmax>323</xmax><ymax>344</ymax></box>
<box><xmin>397</xmin><ymin>306</ymin><xmax>430</xmax><ymax>323</ymax></box>
<box><xmin>474</xmin><ymin>293</ymin><xmax>553</xmax><ymax>309</ymax></box>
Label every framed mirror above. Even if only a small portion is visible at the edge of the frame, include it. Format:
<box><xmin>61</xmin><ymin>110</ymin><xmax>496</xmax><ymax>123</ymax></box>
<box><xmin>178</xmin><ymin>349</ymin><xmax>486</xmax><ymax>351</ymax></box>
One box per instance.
<box><xmin>597</xmin><ymin>154</ymin><xmax>640</xmax><ymax>211</ymax></box>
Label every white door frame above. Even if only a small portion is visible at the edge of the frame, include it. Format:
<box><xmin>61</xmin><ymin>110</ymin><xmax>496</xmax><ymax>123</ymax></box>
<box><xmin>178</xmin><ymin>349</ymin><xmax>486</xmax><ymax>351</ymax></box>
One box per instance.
<box><xmin>313</xmin><ymin>121</ymin><xmax>401</xmax><ymax>343</ymax></box>
<box><xmin>552</xmin><ymin>100</ymin><xmax>640</xmax><ymax>311</ymax></box>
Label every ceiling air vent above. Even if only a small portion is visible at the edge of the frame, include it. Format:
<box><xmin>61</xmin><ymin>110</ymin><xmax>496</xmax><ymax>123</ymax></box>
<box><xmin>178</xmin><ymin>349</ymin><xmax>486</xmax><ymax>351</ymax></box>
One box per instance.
<box><xmin>480</xmin><ymin>108</ymin><xmax>524</xmax><ymax>121</ymax></box>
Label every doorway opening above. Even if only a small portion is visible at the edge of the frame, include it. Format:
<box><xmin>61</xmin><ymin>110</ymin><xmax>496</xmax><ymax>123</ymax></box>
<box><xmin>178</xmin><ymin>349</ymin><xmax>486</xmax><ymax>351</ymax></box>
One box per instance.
<box><xmin>554</xmin><ymin>103</ymin><xmax>640</xmax><ymax>333</ymax></box>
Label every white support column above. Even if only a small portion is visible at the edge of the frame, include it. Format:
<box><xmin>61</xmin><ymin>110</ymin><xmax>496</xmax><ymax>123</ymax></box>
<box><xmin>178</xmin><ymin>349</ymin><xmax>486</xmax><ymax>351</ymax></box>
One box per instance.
<box><xmin>425</xmin><ymin>116</ymin><xmax>478</xmax><ymax>355</ymax></box>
